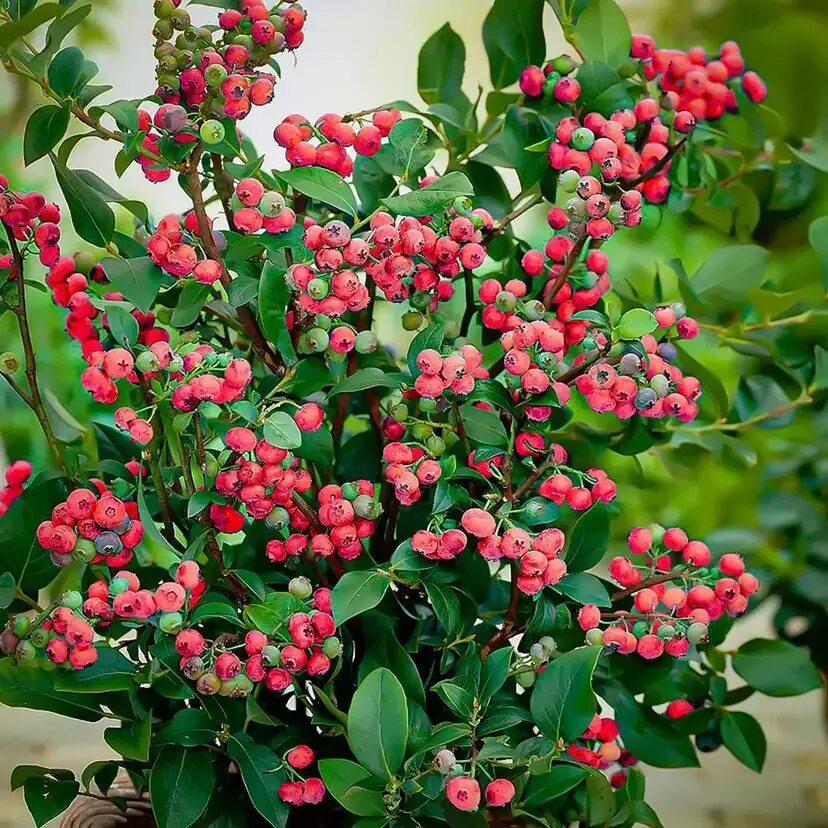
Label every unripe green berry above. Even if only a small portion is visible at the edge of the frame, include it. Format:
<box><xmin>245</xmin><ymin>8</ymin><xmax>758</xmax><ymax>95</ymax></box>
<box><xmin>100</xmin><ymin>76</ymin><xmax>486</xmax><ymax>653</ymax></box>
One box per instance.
<box><xmin>313</xmin><ymin>313</ymin><xmax>332</xmax><ymax>331</ymax></box>
<box><xmin>425</xmin><ymin>435</ymin><xmax>445</xmax><ymax>457</ymax></box>
<box><xmin>354</xmin><ymin>330</ymin><xmax>378</xmax><ymax>354</ymax></box>
<box><xmin>657</xmin><ymin>625</ymin><xmax>677</xmax><ymax>640</ymax></box>
<box><xmin>12</xmin><ymin>615</ymin><xmax>30</xmax><ymax>638</ymax></box>
<box><xmin>16</xmin><ymin>641</ymin><xmax>36</xmax><ymax>661</ymax></box>
<box><xmin>260</xmin><ymin>191</ymin><xmax>286</xmax><ymax>217</ymax></box>
<box><xmin>261</xmin><ymin>645</ymin><xmax>281</xmax><ymax>667</ymax></box>
<box><xmin>0</xmin><ymin>352</ymin><xmax>20</xmax><ymax>374</ymax></box>
<box><xmin>322</xmin><ymin>637</ymin><xmax>342</xmax><ymax>659</ymax></box>
<box><xmin>61</xmin><ymin>590</ymin><xmax>83</xmax><ymax>610</ymax></box>
<box><xmin>220</xmin><ymin>674</ymin><xmax>254</xmax><ymax>697</ymax></box>
<box><xmin>200</xmin><ymin>119</ymin><xmax>226</xmax><ymax>145</ymax></box>
<box><xmin>632</xmin><ymin>620</ymin><xmax>649</xmax><ymax>638</ymax></box>
<box><xmin>304</xmin><ymin>328</ymin><xmax>330</xmax><ymax>353</ymax></box>
<box><xmin>109</xmin><ymin>577</ymin><xmax>131</xmax><ymax>596</ymax></box>
<box><xmin>289</xmin><ymin>576</ymin><xmax>313</xmax><ymax>600</ymax></box>
<box><xmin>340</xmin><ymin>482</ymin><xmax>359</xmax><ymax>501</ymax></box>
<box><xmin>402</xmin><ymin>311</ymin><xmax>423</xmax><ymax>331</ymax></box>
<box><xmin>266</xmin><ymin>507</ymin><xmax>290</xmax><ymax>530</ymax></box>
<box><xmin>390</xmin><ymin>403</ymin><xmax>408</xmax><ymax>421</ymax></box>
<box><xmin>434</xmin><ymin>749</ymin><xmax>456</xmax><ymax>774</ymax></box>
<box><xmin>559</xmin><ymin>169</ymin><xmax>580</xmax><ymax>192</ymax></box>
<box><xmin>495</xmin><ymin>290</ymin><xmax>517</xmax><ymax>312</ymax></box>
<box><xmin>353</xmin><ymin>494</ymin><xmax>381</xmax><ymax>520</ymax></box>
<box><xmin>30</xmin><ymin>628</ymin><xmax>50</xmax><ymax>649</ymax></box>
<box><xmin>135</xmin><ymin>350</ymin><xmax>160</xmax><ymax>373</ymax></box>
<box><xmin>529</xmin><ymin>642</ymin><xmax>546</xmax><ymax>662</ymax></box>
<box><xmin>307</xmin><ymin>278</ymin><xmax>329</xmax><ymax>300</ymax></box>
<box><xmin>159</xmin><ymin>612</ymin><xmax>183</xmax><ymax>634</ymax></box>
<box><xmin>686</xmin><ymin>622</ymin><xmax>708</xmax><ymax>645</ymax></box>
<box><xmin>552</xmin><ymin>55</ymin><xmax>577</xmax><ymax>75</ymax></box>
<box><xmin>196</xmin><ymin>672</ymin><xmax>222</xmax><ymax>695</ymax></box>
<box><xmin>452</xmin><ymin>196</ymin><xmax>472</xmax><ymax>215</ymax></box>
<box><xmin>419</xmin><ymin>398</ymin><xmax>437</xmax><ymax>413</ymax></box>
<box><xmin>585</xmin><ymin>628</ymin><xmax>604</xmax><ymax>646</ymax></box>
<box><xmin>411</xmin><ymin>423</ymin><xmax>432</xmax><ymax>440</ymax></box>
<box><xmin>515</xmin><ymin>668</ymin><xmax>536</xmax><ymax>688</ymax></box>
<box><xmin>570</xmin><ymin>127</ymin><xmax>595</xmax><ymax>151</ymax></box>
<box><xmin>538</xmin><ymin>636</ymin><xmax>557</xmax><ymax>656</ymax></box>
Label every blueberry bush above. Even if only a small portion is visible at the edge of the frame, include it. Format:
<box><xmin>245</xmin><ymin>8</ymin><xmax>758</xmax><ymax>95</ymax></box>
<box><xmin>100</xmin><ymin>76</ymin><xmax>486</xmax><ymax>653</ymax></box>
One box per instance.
<box><xmin>0</xmin><ymin>1</ymin><xmax>825</xmax><ymax>827</ymax></box>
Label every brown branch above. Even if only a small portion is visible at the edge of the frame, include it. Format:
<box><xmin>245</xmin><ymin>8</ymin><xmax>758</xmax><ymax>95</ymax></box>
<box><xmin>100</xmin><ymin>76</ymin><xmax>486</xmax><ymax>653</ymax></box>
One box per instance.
<box><xmin>489</xmin><ymin>193</ymin><xmax>544</xmax><ymax>240</ymax></box>
<box><xmin>481</xmin><ymin>569</ymin><xmax>522</xmax><ymax>660</ymax></box>
<box><xmin>610</xmin><ymin>569</ymin><xmax>685</xmax><ymax>602</ymax></box>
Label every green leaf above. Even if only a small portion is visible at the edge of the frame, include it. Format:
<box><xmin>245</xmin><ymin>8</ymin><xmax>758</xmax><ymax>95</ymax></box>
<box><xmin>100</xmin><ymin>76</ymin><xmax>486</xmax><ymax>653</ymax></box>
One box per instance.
<box><xmin>691</xmin><ymin>244</ymin><xmax>768</xmax><ymax>306</ymax></box>
<box><xmin>522</xmin><ymin>764</ymin><xmax>588</xmax><ymax>809</ymax></box>
<box><xmin>0</xmin><ymin>571</ymin><xmax>15</xmax><ymax>609</ymax></box>
<box><xmin>732</xmin><ymin>638</ymin><xmax>822</xmax><ymax>697</ymax></box>
<box><xmin>318</xmin><ymin>759</ymin><xmax>385</xmax><ymax>817</ymax></box>
<box><xmin>328</xmin><ymin>367</ymin><xmax>406</xmax><ymax>396</ymax></box>
<box><xmin>479</xmin><ymin>646</ymin><xmax>512</xmax><ymax>704</ymax></box>
<box><xmin>552</xmin><ymin>572</ymin><xmax>611</xmax><ymax>607</ymax></box>
<box><xmin>296</xmin><ymin>427</ymin><xmax>334</xmax><ymax>469</ymax></box>
<box><xmin>576</xmin><ymin>62</ymin><xmax>632</xmax><ymax>116</ymax></box>
<box><xmin>575</xmin><ymin>0</ymin><xmax>631</xmax><ymax>69</ymax></box>
<box><xmin>564</xmin><ymin>507</ymin><xmax>610</xmax><ymax>572</ymax></box>
<box><xmin>100</xmin><ymin>258</ymin><xmax>165</xmax><ymax>313</ymax></box>
<box><xmin>809</xmin><ymin>215</ymin><xmax>828</xmax><ymax>291</ymax></box>
<box><xmin>425</xmin><ymin>582</ymin><xmax>461</xmax><ymax>639</ymax></box>
<box><xmin>262</xmin><ymin>411</ymin><xmax>301</xmax><ymax>449</ymax></box>
<box><xmin>530</xmin><ymin>646</ymin><xmax>602</xmax><ymax>742</ymax></box>
<box><xmin>387</xmin><ymin>119</ymin><xmax>436</xmax><ymax>176</ymax></box>
<box><xmin>103</xmin><ymin>714</ymin><xmax>152</xmax><ymax>762</ymax></box>
<box><xmin>157</xmin><ymin>709</ymin><xmax>216</xmax><ymax>747</ymax></box>
<box><xmin>189</xmin><ymin>592</ymin><xmax>243</xmax><ymax>627</ymax></box>
<box><xmin>417</xmin><ymin>23</ymin><xmax>471</xmax><ymax>114</ymax></box>
<box><xmin>98</xmin><ymin>99</ymin><xmax>141</xmax><ymax>133</ymax></box>
<box><xmin>51</xmin><ymin>153</ymin><xmax>115</xmax><ymax>247</ymax></box>
<box><xmin>675</xmin><ymin>344</ymin><xmax>730</xmax><ymax>418</ymax></box>
<box><xmin>227</xmin><ymin>275</ymin><xmax>259</xmax><ymax>308</ymax></box>
<box><xmin>603</xmin><ymin>682</ymin><xmax>698</xmax><ymax>768</ymax></box>
<box><xmin>482</xmin><ymin>0</ymin><xmax>546</xmax><ymax>89</ymax></box>
<box><xmin>408</xmin><ymin>323</ymin><xmax>446</xmax><ymax>376</ymax></box>
<box><xmin>359</xmin><ymin>612</ymin><xmax>426</xmax><ymax>706</ymax></box>
<box><xmin>23</xmin><ymin>776</ymin><xmax>79</xmax><ymax>828</ymax></box>
<box><xmin>0</xmin><ymin>661</ymin><xmax>105</xmax><ymax>721</ymax></box>
<box><xmin>137</xmin><ymin>478</ymin><xmax>181</xmax><ymax>569</ymax></box>
<box><xmin>24</xmin><ymin>105</ymin><xmax>70</xmax><ymax>166</ymax></box>
<box><xmin>29</xmin><ymin>3</ymin><xmax>92</xmax><ymax>76</ymax></box>
<box><xmin>521</xmin><ymin>497</ymin><xmax>561</xmax><ymax>528</ymax></box>
<box><xmin>258</xmin><ymin>261</ymin><xmax>296</xmax><ymax>365</ymax></box>
<box><xmin>382</xmin><ymin>171</ymin><xmax>474</xmax><ymax>216</ymax></box>
<box><xmin>75</xmin><ymin>169</ymin><xmax>149</xmax><ymax>224</ymax></box>
<box><xmin>105</xmin><ymin>304</ymin><xmax>139</xmax><ymax>347</ymax></box>
<box><xmin>243</xmin><ymin>593</ymin><xmax>304</xmax><ymax>636</ymax></box>
<box><xmin>0</xmin><ymin>3</ymin><xmax>62</xmax><ymax>50</ymax></box>
<box><xmin>434</xmin><ymin>680</ymin><xmax>474</xmax><ymax>719</ymax></box>
<box><xmin>227</xmin><ymin>734</ymin><xmax>289</xmax><ymax>828</ymax></box>
<box><xmin>275</xmin><ymin>167</ymin><xmax>358</xmax><ymax>217</ymax></box>
<box><xmin>0</xmin><ymin>474</ymin><xmax>67</xmax><ymax>594</ymax></box>
<box><xmin>811</xmin><ymin>345</ymin><xmax>828</xmax><ymax>392</ymax></box>
<box><xmin>150</xmin><ymin>747</ymin><xmax>214</xmax><ymax>828</ymax></box>
<box><xmin>48</xmin><ymin>46</ymin><xmax>85</xmax><ymax>97</ymax></box>
<box><xmin>44</xmin><ymin>389</ymin><xmax>86</xmax><ymax>444</ymax></box>
<box><xmin>11</xmin><ymin>766</ymin><xmax>74</xmax><ymax>792</ymax></box>
<box><xmin>54</xmin><ymin>646</ymin><xmax>136</xmax><ymax>693</ymax></box>
<box><xmin>458</xmin><ymin>403</ymin><xmax>508</xmax><ymax>446</ymax></box>
<box><xmin>720</xmin><ymin>711</ymin><xmax>766</xmax><ymax>772</ymax></box>
<box><xmin>332</xmin><ymin>570</ymin><xmax>391</xmax><ymax>626</ymax></box>
<box><xmin>616</xmin><ymin>309</ymin><xmax>657</xmax><ymax>340</ymax></box>
<box><xmin>347</xmin><ymin>668</ymin><xmax>408</xmax><ymax>780</ymax></box>
<box><xmin>172</xmin><ymin>281</ymin><xmax>211</xmax><ymax>328</ymax></box>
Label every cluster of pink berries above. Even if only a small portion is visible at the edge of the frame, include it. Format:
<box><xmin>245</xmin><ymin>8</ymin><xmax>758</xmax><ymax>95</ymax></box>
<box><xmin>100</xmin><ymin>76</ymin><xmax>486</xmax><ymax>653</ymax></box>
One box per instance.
<box><xmin>534</xmin><ymin>442</ymin><xmax>618</xmax><ymax>510</ymax></box>
<box><xmin>0</xmin><ymin>180</ymin><xmax>62</xmax><ymax>264</ymax></box>
<box><xmin>35</xmin><ymin>487</ymin><xmax>144</xmax><ymax>569</ymax></box>
<box><xmin>215</xmin><ymin>425</ymin><xmax>313</xmax><ymax>523</ymax></box>
<box><xmin>465</xmin><ymin>512</ymin><xmax>568</xmax><ymax>595</ymax></box>
<box><xmin>177</xmin><ymin>587</ymin><xmax>340</xmax><ymax>697</ymax></box>
<box><xmin>363</xmin><ymin>208</ymin><xmax>490</xmax><ymax>310</ymax></box>
<box><xmin>444</xmin><ymin>775</ymin><xmax>516</xmax><ymax>813</ymax></box>
<box><xmin>231</xmin><ymin>177</ymin><xmax>297</xmax><ymax>235</ymax></box>
<box><xmin>267</xmin><ymin>482</ymin><xmax>382</xmax><ymax>562</ymax></box>
<box><xmin>278</xmin><ymin>745</ymin><xmax>326</xmax><ymax>808</ymax></box>
<box><xmin>383</xmin><ymin>442</ymin><xmax>443</xmax><ymax>507</ymax></box>
<box><xmin>519</xmin><ymin>56</ymin><xmax>581</xmax><ymax>104</ymax></box>
<box><xmin>0</xmin><ymin>460</ymin><xmax>32</xmax><ymax>517</ymax></box>
<box><xmin>148</xmin><ymin>213</ymin><xmax>221</xmax><ymax>281</ymax></box>
<box><xmin>566</xmin><ymin>714</ymin><xmax>638</xmax><ymax>789</ymax></box>
<box><xmin>573</xmin><ymin>342</ymin><xmax>701</xmax><ymax>422</ymax></box>
<box><xmin>413</xmin><ymin>345</ymin><xmax>488</xmax><ymax>398</ymax></box>
<box><xmin>577</xmin><ymin>526</ymin><xmax>759</xmax><ymax>658</ymax></box>
<box><xmin>635</xmin><ymin>36</ymin><xmax>767</xmax><ymax>120</ymax></box>
<box><xmin>165</xmin><ymin>347</ymin><xmax>253</xmax><ymax>412</ymax></box>
<box><xmin>1</xmin><ymin>562</ymin><xmax>206</xmax><ymax>671</ymax></box>
<box><xmin>273</xmin><ymin>109</ymin><xmax>402</xmax><ymax>175</ymax></box>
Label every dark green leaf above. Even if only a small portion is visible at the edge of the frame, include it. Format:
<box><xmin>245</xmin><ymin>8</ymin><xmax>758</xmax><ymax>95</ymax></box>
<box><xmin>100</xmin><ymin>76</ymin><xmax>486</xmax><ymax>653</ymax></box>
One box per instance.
<box><xmin>458</xmin><ymin>403</ymin><xmax>508</xmax><ymax>446</ymax></box>
<box><xmin>172</xmin><ymin>281</ymin><xmax>211</xmax><ymax>328</ymax></box>
<box><xmin>809</xmin><ymin>216</ymin><xmax>828</xmax><ymax>291</ymax></box>
<box><xmin>150</xmin><ymin>747</ymin><xmax>214</xmax><ymax>828</ymax></box>
<box><xmin>275</xmin><ymin>167</ymin><xmax>358</xmax><ymax>217</ymax></box>
<box><xmin>0</xmin><ymin>571</ymin><xmax>15</xmax><ymax>609</ymax></box>
<box><xmin>262</xmin><ymin>411</ymin><xmax>301</xmax><ymax>449</ymax></box>
<box><xmin>0</xmin><ymin>3</ymin><xmax>61</xmax><ymax>50</ymax></box>
<box><xmin>75</xmin><ymin>169</ymin><xmax>149</xmax><ymax>224</ymax></box>
<box><xmin>328</xmin><ymin>368</ymin><xmax>406</xmax><ymax>396</ymax></box>
<box><xmin>103</xmin><ymin>714</ymin><xmax>152</xmax><ymax>762</ymax></box>
<box><xmin>616</xmin><ymin>309</ymin><xmax>657</xmax><ymax>340</ymax></box>
<box><xmin>522</xmin><ymin>764</ymin><xmax>588</xmax><ymax>808</ymax></box>
<box><xmin>105</xmin><ymin>304</ymin><xmax>139</xmax><ymax>347</ymax></box>
<box><xmin>0</xmin><ymin>661</ymin><xmax>105</xmax><ymax>721</ymax></box>
<box><xmin>227</xmin><ymin>734</ymin><xmax>288</xmax><ymax>828</ymax></box>
<box><xmin>482</xmin><ymin>0</ymin><xmax>545</xmax><ymax>88</ymax></box>
<box><xmin>530</xmin><ymin>646</ymin><xmax>601</xmax><ymax>742</ymax></box>
<box><xmin>48</xmin><ymin>46</ymin><xmax>85</xmax><ymax>97</ymax></box>
<box><xmin>417</xmin><ymin>23</ymin><xmax>471</xmax><ymax>114</ymax></box>
<box><xmin>100</xmin><ymin>257</ymin><xmax>165</xmax><ymax>314</ymax></box>
<box><xmin>575</xmin><ymin>0</ymin><xmax>631</xmax><ymax>69</ymax></box>
<box><xmin>318</xmin><ymin>759</ymin><xmax>384</xmax><ymax>817</ymax></box>
<box><xmin>243</xmin><ymin>593</ymin><xmax>304</xmax><ymax>636</ymax></box>
<box><xmin>23</xmin><ymin>777</ymin><xmax>79</xmax><ymax>828</ymax></box>
<box><xmin>347</xmin><ymin>668</ymin><xmax>408</xmax><ymax>780</ymax></box>
<box><xmin>552</xmin><ymin>572</ymin><xmax>611</xmax><ymax>607</ymax></box>
<box><xmin>732</xmin><ymin>638</ymin><xmax>822</xmax><ymax>697</ymax></box>
<box><xmin>24</xmin><ymin>105</ymin><xmax>70</xmax><ymax>166</ymax></box>
<box><xmin>387</xmin><ymin>119</ymin><xmax>436</xmax><ymax>176</ymax></box>
<box><xmin>565</xmin><ymin>507</ymin><xmax>610</xmax><ymax>572</ymax></box>
<box><xmin>382</xmin><ymin>171</ymin><xmax>474</xmax><ymax>216</ymax></box>
<box><xmin>259</xmin><ymin>261</ymin><xmax>296</xmax><ymax>365</ymax></box>
<box><xmin>51</xmin><ymin>153</ymin><xmax>115</xmax><ymax>247</ymax></box>
<box><xmin>425</xmin><ymin>582</ymin><xmax>461</xmax><ymax>638</ymax></box>
<box><xmin>691</xmin><ymin>245</ymin><xmax>768</xmax><ymax>306</ymax></box>
<box><xmin>54</xmin><ymin>646</ymin><xmax>136</xmax><ymax>693</ymax></box>
<box><xmin>157</xmin><ymin>709</ymin><xmax>216</xmax><ymax>747</ymax></box>
<box><xmin>720</xmin><ymin>711</ymin><xmax>766</xmax><ymax>772</ymax></box>
<box><xmin>576</xmin><ymin>62</ymin><xmax>633</xmax><ymax>116</ymax></box>
<box><xmin>332</xmin><ymin>570</ymin><xmax>391</xmax><ymax>626</ymax></box>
